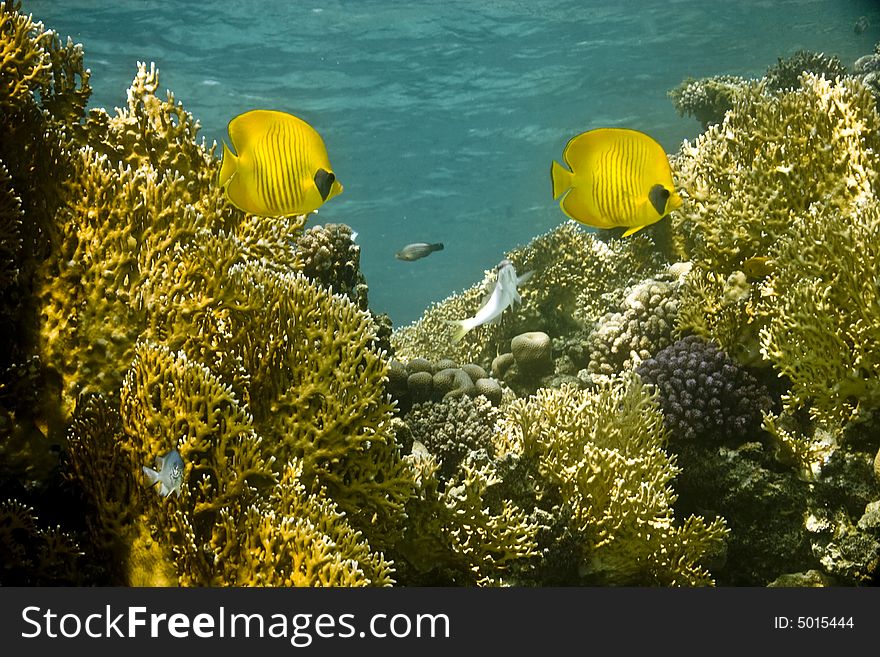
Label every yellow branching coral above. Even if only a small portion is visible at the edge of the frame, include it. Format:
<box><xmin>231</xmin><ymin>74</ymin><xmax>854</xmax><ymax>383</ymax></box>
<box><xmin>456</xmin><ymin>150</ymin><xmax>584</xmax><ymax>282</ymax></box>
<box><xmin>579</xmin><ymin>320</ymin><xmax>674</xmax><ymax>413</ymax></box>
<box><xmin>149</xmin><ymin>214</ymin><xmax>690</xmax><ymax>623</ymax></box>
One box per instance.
<box><xmin>398</xmin><ymin>447</ymin><xmax>540</xmax><ymax>585</ymax></box>
<box><xmin>67</xmin><ymin>343</ymin><xmax>393</xmax><ymax>587</ymax></box>
<box><xmin>495</xmin><ymin>377</ymin><xmax>728</xmax><ymax>586</ymax></box>
<box><xmin>121</xmin><ymin>342</ymin><xmax>392</xmax><ymax>587</ymax></box>
<box><xmin>760</xmin><ymin>200</ymin><xmax>880</xmax><ymax>464</ymax></box>
<box><xmin>226</xmin><ymin>264</ymin><xmax>413</xmax><ymax>539</ymax></box>
<box><xmin>673</xmin><ymin>74</ymin><xmax>880</xmax><ymax>272</ymax></box>
<box><xmin>672</xmin><ymin>74</ymin><xmax>880</xmax><ymax>351</ymax></box>
<box><xmin>37</xmin><ymin>147</ymin><xmax>207</xmax><ymax>413</ymax></box>
<box><xmin>672</xmin><ymin>73</ymin><xmax>880</xmax><ymax>472</ymax></box>
<box><xmin>0</xmin><ymin>1</ymin><xmax>90</xmax><ymax>122</ymax></box>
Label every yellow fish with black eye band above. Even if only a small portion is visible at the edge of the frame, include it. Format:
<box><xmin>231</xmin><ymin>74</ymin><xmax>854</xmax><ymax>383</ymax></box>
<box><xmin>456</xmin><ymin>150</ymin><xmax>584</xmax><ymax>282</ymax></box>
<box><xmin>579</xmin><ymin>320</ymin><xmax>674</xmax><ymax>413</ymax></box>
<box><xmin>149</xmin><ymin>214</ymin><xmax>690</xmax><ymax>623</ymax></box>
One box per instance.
<box><xmin>218</xmin><ymin>109</ymin><xmax>343</xmax><ymax>217</ymax></box>
<box><xmin>550</xmin><ymin>128</ymin><xmax>682</xmax><ymax>237</ymax></box>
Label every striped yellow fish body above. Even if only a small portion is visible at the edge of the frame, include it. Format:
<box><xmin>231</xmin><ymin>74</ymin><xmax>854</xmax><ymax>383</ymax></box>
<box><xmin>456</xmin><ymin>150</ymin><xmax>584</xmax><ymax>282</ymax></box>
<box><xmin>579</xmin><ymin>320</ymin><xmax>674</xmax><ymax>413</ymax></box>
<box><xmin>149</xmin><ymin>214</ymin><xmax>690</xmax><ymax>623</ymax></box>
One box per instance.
<box><xmin>550</xmin><ymin>128</ymin><xmax>681</xmax><ymax>237</ymax></box>
<box><xmin>218</xmin><ymin>109</ymin><xmax>343</xmax><ymax>216</ymax></box>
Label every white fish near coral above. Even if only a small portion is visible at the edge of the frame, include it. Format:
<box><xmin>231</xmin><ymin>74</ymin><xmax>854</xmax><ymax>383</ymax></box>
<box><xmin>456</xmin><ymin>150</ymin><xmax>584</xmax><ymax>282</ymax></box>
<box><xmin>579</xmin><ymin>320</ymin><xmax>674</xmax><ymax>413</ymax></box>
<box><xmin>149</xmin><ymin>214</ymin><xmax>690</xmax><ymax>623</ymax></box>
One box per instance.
<box><xmin>143</xmin><ymin>449</ymin><xmax>185</xmax><ymax>498</ymax></box>
<box><xmin>448</xmin><ymin>259</ymin><xmax>533</xmax><ymax>343</ymax></box>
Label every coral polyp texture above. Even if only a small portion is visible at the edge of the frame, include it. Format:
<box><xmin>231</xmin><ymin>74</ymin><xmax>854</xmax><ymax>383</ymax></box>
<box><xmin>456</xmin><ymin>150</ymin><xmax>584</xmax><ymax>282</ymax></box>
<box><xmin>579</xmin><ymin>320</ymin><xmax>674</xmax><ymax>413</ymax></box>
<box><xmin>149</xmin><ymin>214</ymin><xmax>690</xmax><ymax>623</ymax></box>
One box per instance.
<box><xmin>636</xmin><ymin>335</ymin><xmax>772</xmax><ymax>444</ymax></box>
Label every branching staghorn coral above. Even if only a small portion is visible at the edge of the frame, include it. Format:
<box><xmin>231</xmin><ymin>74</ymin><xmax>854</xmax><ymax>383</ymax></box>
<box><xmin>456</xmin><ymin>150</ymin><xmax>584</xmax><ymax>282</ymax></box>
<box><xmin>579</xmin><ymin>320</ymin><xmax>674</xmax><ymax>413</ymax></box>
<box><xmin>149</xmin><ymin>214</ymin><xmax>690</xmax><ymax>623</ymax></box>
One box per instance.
<box><xmin>673</xmin><ymin>74</ymin><xmax>880</xmax><ymax>276</ymax></box>
<box><xmin>225</xmin><ymin>264</ymin><xmax>413</xmax><ymax>540</ymax></box>
<box><xmin>494</xmin><ymin>377</ymin><xmax>728</xmax><ymax>586</ymax></box>
<box><xmin>397</xmin><ymin>445</ymin><xmax>540</xmax><ymax>585</ymax></box>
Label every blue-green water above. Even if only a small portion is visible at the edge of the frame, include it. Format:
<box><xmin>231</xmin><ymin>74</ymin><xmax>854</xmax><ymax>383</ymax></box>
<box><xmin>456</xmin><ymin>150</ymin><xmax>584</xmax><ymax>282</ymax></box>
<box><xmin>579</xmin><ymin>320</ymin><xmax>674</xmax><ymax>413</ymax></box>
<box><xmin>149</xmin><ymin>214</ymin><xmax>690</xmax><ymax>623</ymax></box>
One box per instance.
<box><xmin>28</xmin><ymin>0</ymin><xmax>880</xmax><ymax>326</ymax></box>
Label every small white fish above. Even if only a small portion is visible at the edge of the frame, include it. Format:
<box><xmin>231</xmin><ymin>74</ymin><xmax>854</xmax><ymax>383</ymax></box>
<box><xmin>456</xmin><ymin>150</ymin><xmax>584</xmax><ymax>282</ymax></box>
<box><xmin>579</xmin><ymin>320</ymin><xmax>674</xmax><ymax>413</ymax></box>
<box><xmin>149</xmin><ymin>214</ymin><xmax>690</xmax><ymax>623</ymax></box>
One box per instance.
<box><xmin>448</xmin><ymin>259</ymin><xmax>533</xmax><ymax>343</ymax></box>
<box><xmin>143</xmin><ymin>449</ymin><xmax>185</xmax><ymax>498</ymax></box>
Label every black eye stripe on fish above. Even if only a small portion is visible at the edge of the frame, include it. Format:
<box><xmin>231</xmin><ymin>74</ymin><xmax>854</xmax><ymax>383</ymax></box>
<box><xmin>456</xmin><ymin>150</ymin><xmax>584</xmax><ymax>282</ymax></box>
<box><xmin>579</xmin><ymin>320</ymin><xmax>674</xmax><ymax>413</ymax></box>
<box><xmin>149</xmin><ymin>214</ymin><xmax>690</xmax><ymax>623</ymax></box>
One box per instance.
<box><xmin>649</xmin><ymin>184</ymin><xmax>670</xmax><ymax>215</ymax></box>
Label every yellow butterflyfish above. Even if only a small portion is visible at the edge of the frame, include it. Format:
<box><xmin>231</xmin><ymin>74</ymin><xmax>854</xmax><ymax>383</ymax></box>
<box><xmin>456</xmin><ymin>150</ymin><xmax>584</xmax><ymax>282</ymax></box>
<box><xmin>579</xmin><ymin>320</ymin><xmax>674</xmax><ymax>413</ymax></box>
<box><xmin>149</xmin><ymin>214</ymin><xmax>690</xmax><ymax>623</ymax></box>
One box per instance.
<box><xmin>218</xmin><ymin>109</ymin><xmax>343</xmax><ymax>217</ymax></box>
<box><xmin>550</xmin><ymin>127</ymin><xmax>681</xmax><ymax>237</ymax></box>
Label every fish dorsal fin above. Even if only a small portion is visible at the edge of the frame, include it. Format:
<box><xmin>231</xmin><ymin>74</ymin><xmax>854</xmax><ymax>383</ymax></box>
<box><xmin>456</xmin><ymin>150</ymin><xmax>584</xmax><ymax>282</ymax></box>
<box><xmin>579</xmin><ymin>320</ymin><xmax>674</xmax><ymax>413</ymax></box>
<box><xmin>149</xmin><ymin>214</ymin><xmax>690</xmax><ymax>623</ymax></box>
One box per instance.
<box><xmin>561</xmin><ymin>129</ymin><xmax>604</xmax><ymax>169</ymax></box>
<box><xmin>227</xmin><ymin>109</ymin><xmax>276</xmax><ymax>153</ymax></box>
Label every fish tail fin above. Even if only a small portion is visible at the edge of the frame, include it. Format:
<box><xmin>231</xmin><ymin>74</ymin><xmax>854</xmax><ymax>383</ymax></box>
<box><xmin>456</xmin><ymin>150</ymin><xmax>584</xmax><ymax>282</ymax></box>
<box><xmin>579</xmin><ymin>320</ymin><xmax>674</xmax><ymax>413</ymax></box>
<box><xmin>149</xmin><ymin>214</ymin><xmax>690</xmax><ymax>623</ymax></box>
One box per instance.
<box><xmin>142</xmin><ymin>465</ymin><xmax>160</xmax><ymax>487</ymax></box>
<box><xmin>218</xmin><ymin>142</ymin><xmax>238</xmax><ymax>188</ymax></box>
<box><xmin>550</xmin><ymin>160</ymin><xmax>573</xmax><ymax>200</ymax></box>
<box><xmin>446</xmin><ymin>319</ymin><xmax>473</xmax><ymax>344</ymax></box>
<box><xmin>430</xmin><ymin>242</ymin><xmax>444</xmax><ymax>252</ymax></box>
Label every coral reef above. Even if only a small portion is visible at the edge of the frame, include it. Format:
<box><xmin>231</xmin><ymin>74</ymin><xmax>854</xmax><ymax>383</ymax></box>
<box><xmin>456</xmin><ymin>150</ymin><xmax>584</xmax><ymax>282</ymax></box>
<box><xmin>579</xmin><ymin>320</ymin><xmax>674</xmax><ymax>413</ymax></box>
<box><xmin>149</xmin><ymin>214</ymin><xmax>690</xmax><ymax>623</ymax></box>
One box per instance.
<box><xmin>293</xmin><ymin>222</ymin><xmax>368</xmax><ymax>310</ymax></box>
<box><xmin>585</xmin><ymin>272</ymin><xmax>682</xmax><ymax>381</ymax></box>
<box><xmin>672</xmin><ymin>72</ymin><xmax>880</xmax><ymax>472</ymax></box>
<box><xmin>3</xmin><ymin>1</ymin><xmax>880</xmax><ymax>589</ymax></box>
<box><xmin>763</xmin><ymin>50</ymin><xmax>847</xmax><ymax>91</ymax></box>
<box><xmin>391</xmin><ymin>222</ymin><xmax>665</xmax><ymax>367</ymax></box>
<box><xmin>636</xmin><ymin>335</ymin><xmax>772</xmax><ymax>445</ymax></box>
<box><xmin>854</xmin><ymin>42</ymin><xmax>880</xmax><ymax>98</ymax></box>
<box><xmin>495</xmin><ymin>377</ymin><xmax>728</xmax><ymax>585</ymax></box>
<box><xmin>403</xmin><ymin>395</ymin><xmax>499</xmax><ymax>482</ymax></box>
<box><xmin>668</xmin><ymin>74</ymin><xmax>747</xmax><ymax>128</ymax></box>
<box><xmin>0</xmin><ymin>498</ymin><xmax>83</xmax><ymax>585</ymax></box>
<box><xmin>66</xmin><ymin>345</ymin><xmax>395</xmax><ymax>587</ymax></box>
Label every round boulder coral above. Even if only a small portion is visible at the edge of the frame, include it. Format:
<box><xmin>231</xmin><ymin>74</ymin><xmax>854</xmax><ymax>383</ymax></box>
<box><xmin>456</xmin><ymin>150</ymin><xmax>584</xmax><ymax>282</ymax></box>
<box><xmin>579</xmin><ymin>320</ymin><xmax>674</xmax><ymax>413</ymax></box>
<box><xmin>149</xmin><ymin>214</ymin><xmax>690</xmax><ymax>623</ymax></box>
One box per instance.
<box><xmin>511</xmin><ymin>331</ymin><xmax>553</xmax><ymax>375</ymax></box>
<box><xmin>636</xmin><ymin>335</ymin><xmax>772</xmax><ymax>444</ymax></box>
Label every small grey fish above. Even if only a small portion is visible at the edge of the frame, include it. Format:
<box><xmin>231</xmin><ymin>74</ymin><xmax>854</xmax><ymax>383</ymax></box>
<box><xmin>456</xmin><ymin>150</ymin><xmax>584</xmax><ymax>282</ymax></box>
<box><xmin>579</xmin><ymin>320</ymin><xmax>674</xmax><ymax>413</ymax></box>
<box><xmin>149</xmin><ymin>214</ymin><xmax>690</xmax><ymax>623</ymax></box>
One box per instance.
<box><xmin>855</xmin><ymin>16</ymin><xmax>869</xmax><ymax>35</ymax></box>
<box><xmin>143</xmin><ymin>449</ymin><xmax>185</xmax><ymax>498</ymax></box>
<box><xmin>395</xmin><ymin>242</ymin><xmax>444</xmax><ymax>261</ymax></box>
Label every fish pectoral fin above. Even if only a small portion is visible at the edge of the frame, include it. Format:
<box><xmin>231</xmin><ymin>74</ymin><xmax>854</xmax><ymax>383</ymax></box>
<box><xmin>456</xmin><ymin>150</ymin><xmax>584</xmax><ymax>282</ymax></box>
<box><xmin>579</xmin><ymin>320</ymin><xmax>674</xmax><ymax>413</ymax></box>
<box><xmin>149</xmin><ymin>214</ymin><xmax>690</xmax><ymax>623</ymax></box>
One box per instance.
<box><xmin>314</xmin><ymin>168</ymin><xmax>336</xmax><ymax>201</ymax></box>
<box><xmin>517</xmin><ymin>270</ymin><xmax>534</xmax><ymax>286</ymax></box>
<box><xmin>142</xmin><ymin>466</ymin><xmax>160</xmax><ymax>487</ymax></box>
